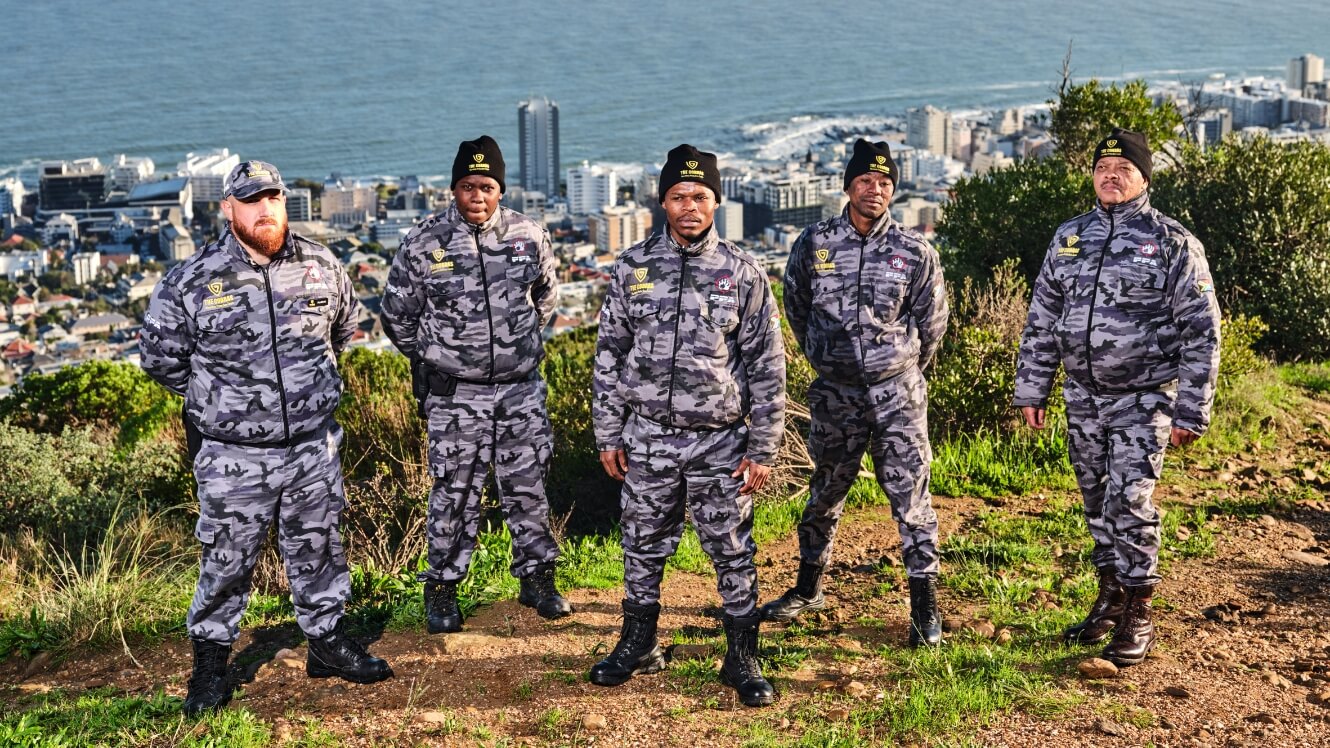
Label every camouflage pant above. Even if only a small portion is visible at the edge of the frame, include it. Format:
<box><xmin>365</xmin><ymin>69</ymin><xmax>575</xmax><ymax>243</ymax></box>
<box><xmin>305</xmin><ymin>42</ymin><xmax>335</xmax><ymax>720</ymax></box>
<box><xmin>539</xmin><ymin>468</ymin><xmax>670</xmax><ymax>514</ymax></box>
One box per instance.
<box><xmin>187</xmin><ymin>424</ymin><xmax>349</xmax><ymax>644</ymax></box>
<box><xmin>798</xmin><ymin>367</ymin><xmax>940</xmax><ymax>577</ymax></box>
<box><xmin>1065</xmin><ymin>378</ymin><xmax>1175</xmax><ymax>587</ymax></box>
<box><xmin>620</xmin><ymin>412</ymin><xmax>758</xmax><ymax>617</ymax></box>
<box><xmin>420</xmin><ymin>378</ymin><xmax>560</xmax><ymax>583</ymax></box>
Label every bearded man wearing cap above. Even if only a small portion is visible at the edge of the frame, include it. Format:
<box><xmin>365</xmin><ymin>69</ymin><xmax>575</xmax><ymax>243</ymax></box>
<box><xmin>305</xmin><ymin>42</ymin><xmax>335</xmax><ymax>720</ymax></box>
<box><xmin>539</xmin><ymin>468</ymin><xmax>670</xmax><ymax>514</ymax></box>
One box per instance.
<box><xmin>381</xmin><ymin>136</ymin><xmax>570</xmax><ymax>635</ymax></box>
<box><xmin>1014</xmin><ymin>128</ymin><xmax>1220</xmax><ymax>666</ymax></box>
<box><xmin>140</xmin><ymin>160</ymin><xmax>392</xmax><ymax>716</ymax></box>
<box><xmin>763</xmin><ymin>139</ymin><xmax>950</xmax><ymax>647</ymax></box>
<box><xmin>589</xmin><ymin>144</ymin><xmax>786</xmax><ymax>706</ymax></box>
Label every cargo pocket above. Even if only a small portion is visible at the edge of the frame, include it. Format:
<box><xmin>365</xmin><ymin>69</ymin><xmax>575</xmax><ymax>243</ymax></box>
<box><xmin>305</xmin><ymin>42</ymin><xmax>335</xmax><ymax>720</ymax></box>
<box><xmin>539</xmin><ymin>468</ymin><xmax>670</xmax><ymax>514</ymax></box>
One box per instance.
<box><xmin>196</xmin><ymin>308</ymin><xmax>259</xmax><ymax>362</ymax></box>
<box><xmin>427</xmin><ymin>412</ymin><xmax>470</xmax><ymax>478</ymax></box>
<box><xmin>871</xmin><ymin>281</ymin><xmax>908</xmax><ymax>324</ymax></box>
<box><xmin>696</xmin><ymin>304</ymin><xmax>739</xmax><ymax>359</ymax></box>
<box><xmin>1116</xmin><ymin>264</ymin><xmax>1167</xmax><ymax>314</ymax></box>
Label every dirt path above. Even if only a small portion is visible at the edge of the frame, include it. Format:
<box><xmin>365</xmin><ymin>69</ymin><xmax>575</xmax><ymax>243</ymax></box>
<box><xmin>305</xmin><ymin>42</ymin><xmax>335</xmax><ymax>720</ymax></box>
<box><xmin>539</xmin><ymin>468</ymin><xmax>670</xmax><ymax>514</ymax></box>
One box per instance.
<box><xmin>7</xmin><ymin>409</ymin><xmax>1330</xmax><ymax>747</ymax></box>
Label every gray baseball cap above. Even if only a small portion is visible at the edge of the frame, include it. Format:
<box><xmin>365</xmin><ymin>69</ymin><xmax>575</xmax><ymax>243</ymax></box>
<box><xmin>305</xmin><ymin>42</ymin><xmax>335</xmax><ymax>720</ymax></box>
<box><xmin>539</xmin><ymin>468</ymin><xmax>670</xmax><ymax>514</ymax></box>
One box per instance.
<box><xmin>224</xmin><ymin>160</ymin><xmax>286</xmax><ymax>200</ymax></box>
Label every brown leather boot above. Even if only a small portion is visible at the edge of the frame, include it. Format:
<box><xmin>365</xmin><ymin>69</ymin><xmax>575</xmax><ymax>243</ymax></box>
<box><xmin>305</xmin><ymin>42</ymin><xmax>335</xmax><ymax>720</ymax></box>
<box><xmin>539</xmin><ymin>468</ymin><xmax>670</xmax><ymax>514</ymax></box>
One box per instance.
<box><xmin>1102</xmin><ymin>584</ymin><xmax>1155</xmax><ymax>666</ymax></box>
<box><xmin>1063</xmin><ymin>567</ymin><xmax>1125</xmax><ymax>644</ymax></box>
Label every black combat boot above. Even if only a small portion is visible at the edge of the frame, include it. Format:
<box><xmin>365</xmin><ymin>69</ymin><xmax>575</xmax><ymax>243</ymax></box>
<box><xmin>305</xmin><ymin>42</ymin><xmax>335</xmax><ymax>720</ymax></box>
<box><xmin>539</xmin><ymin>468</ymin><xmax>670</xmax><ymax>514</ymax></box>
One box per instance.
<box><xmin>518</xmin><ymin>565</ymin><xmax>573</xmax><ymax>620</ymax></box>
<box><xmin>1102</xmin><ymin>584</ymin><xmax>1156</xmax><ymax>667</ymax></box>
<box><xmin>589</xmin><ymin>600</ymin><xmax>666</xmax><ymax>686</ymax></box>
<box><xmin>424</xmin><ymin>580</ymin><xmax>462</xmax><ymax>634</ymax></box>
<box><xmin>907</xmin><ymin>576</ymin><xmax>943</xmax><ymax>647</ymax></box>
<box><xmin>1063</xmin><ymin>567</ymin><xmax>1125</xmax><ymax>644</ymax></box>
<box><xmin>182</xmin><ymin>638</ymin><xmax>232</xmax><ymax>716</ymax></box>
<box><xmin>720</xmin><ymin>613</ymin><xmax>776</xmax><ymax>707</ymax></box>
<box><xmin>306</xmin><ymin>620</ymin><xmax>394</xmax><ymax>684</ymax></box>
<box><xmin>759</xmin><ymin>560</ymin><xmax>826</xmax><ymax>623</ymax></box>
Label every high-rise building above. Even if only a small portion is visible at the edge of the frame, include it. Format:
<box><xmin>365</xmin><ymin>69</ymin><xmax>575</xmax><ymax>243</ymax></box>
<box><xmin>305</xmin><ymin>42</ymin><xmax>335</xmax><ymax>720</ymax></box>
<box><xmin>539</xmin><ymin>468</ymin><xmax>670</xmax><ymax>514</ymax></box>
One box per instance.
<box><xmin>990</xmin><ymin>108</ymin><xmax>1023</xmax><ymax>136</ymax></box>
<box><xmin>0</xmin><ymin>177</ymin><xmax>24</xmax><ymax>217</ymax></box>
<box><xmin>1288</xmin><ymin>54</ymin><xmax>1325</xmax><ymax>96</ymax></box>
<box><xmin>589</xmin><ymin>203</ymin><xmax>652</xmax><ymax>254</ymax></box>
<box><xmin>714</xmin><ymin>201</ymin><xmax>745</xmax><ymax>242</ymax></box>
<box><xmin>71</xmin><ymin>251</ymin><xmax>101</xmax><ymax>286</ymax></box>
<box><xmin>287</xmin><ymin>187</ymin><xmax>313</xmax><ymax>222</ymax></box>
<box><xmin>518</xmin><ymin>96</ymin><xmax>561</xmax><ymax>196</ymax></box>
<box><xmin>39</xmin><ymin>158</ymin><xmax>106</xmax><ymax>214</ymax></box>
<box><xmin>178</xmin><ymin>148</ymin><xmax>240</xmax><ymax>205</ymax></box>
<box><xmin>907</xmin><ymin>105</ymin><xmax>952</xmax><ymax>156</ymax></box>
<box><xmin>565</xmin><ymin>161</ymin><xmax>618</xmax><ymax>215</ymax></box>
<box><xmin>1192</xmin><ymin>109</ymin><xmax>1233</xmax><ymax>147</ymax></box>
<box><xmin>108</xmin><ymin>154</ymin><xmax>155</xmax><ymax>192</ymax></box>
<box><xmin>735</xmin><ymin>170</ymin><xmax>837</xmax><ymax>237</ymax></box>
<box><xmin>321</xmin><ymin>177</ymin><xmax>377</xmax><ymax>227</ymax></box>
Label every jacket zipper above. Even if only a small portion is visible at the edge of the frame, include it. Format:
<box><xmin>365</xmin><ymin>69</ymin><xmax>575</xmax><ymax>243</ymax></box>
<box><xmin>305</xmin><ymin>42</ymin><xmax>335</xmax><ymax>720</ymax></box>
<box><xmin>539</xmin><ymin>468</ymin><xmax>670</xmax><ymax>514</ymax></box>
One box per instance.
<box><xmin>1085</xmin><ymin>209</ymin><xmax>1115</xmax><ymax>392</ymax></box>
<box><xmin>665</xmin><ymin>252</ymin><xmax>688</xmax><ymax>421</ymax></box>
<box><xmin>261</xmin><ymin>264</ymin><xmax>292</xmax><ymax>443</ymax></box>
<box><xmin>475</xmin><ymin>225</ymin><xmax>497</xmax><ymax>382</ymax></box>
<box><xmin>856</xmin><ymin>233</ymin><xmax>869</xmax><ymax>386</ymax></box>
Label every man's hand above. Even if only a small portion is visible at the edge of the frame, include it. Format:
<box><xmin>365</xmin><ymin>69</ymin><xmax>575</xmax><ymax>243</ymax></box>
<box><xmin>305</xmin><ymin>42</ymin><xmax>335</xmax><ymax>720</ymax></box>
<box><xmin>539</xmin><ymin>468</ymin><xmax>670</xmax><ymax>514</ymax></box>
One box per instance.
<box><xmin>1170</xmin><ymin>427</ymin><xmax>1199</xmax><ymax>447</ymax></box>
<box><xmin>599</xmin><ymin>449</ymin><xmax>628</xmax><ymax>481</ymax></box>
<box><xmin>1021</xmin><ymin>406</ymin><xmax>1046</xmax><ymax>430</ymax></box>
<box><xmin>733</xmin><ymin>458</ymin><xmax>771</xmax><ymax>495</ymax></box>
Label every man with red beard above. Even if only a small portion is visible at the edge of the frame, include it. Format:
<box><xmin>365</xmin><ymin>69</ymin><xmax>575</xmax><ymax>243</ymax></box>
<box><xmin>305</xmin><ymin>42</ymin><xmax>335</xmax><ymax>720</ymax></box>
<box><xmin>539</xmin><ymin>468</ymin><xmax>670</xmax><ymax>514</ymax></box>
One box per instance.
<box><xmin>141</xmin><ymin>160</ymin><xmax>393</xmax><ymax>717</ymax></box>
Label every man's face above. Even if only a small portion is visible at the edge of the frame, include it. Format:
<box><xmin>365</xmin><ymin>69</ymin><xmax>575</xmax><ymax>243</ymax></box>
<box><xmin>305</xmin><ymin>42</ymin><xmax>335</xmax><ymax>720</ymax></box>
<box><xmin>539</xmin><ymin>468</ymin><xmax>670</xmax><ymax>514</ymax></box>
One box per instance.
<box><xmin>663</xmin><ymin>182</ymin><xmax>716</xmax><ymax>244</ymax></box>
<box><xmin>222</xmin><ymin>190</ymin><xmax>287</xmax><ymax>258</ymax></box>
<box><xmin>454</xmin><ymin>175</ymin><xmax>501</xmax><ymax>224</ymax></box>
<box><xmin>846</xmin><ymin>172</ymin><xmax>894</xmax><ymax>223</ymax></box>
<box><xmin>1093</xmin><ymin>156</ymin><xmax>1148</xmax><ymax>206</ymax></box>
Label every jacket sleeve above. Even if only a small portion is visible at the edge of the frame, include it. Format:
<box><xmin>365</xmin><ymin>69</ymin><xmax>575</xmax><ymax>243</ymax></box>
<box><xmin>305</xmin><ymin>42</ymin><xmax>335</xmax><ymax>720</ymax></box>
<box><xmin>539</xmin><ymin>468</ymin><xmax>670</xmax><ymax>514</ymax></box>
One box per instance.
<box><xmin>532</xmin><ymin>229</ymin><xmax>559</xmax><ymax>328</ymax></box>
<box><xmin>1012</xmin><ymin>238</ymin><xmax>1065</xmax><ymax>408</ymax></box>
<box><xmin>738</xmin><ymin>267</ymin><xmax>787</xmax><ymax>465</ymax></box>
<box><xmin>909</xmin><ymin>243</ymin><xmax>949</xmax><ymax>371</ymax></box>
<box><xmin>331</xmin><ymin>261</ymin><xmax>359</xmax><ymax>354</ymax></box>
<box><xmin>782</xmin><ymin>228</ymin><xmax>814</xmax><ymax>353</ymax></box>
<box><xmin>139</xmin><ymin>275</ymin><xmax>195</xmax><ymax>397</ymax></box>
<box><xmin>380</xmin><ymin>229</ymin><xmax>429</xmax><ymax>359</ymax></box>
<box><xmin>1169</xmin><ymin>235</ymin><xmax>1221</xmax><ymax>434</ymax></box>
<box><xmin>592</xmin><ymin>265</ymin><xmax>633</xmax><ymax>451</ymax></box>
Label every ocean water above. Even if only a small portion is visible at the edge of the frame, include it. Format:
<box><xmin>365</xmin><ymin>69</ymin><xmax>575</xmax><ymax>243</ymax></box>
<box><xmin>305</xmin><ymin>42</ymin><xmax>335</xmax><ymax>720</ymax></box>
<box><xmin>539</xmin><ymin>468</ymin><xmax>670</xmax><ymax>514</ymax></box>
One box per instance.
<box><xmin>2</xmin><ymin>0</ymin><xmax>1326</xmax><ymax>180</ymax></box>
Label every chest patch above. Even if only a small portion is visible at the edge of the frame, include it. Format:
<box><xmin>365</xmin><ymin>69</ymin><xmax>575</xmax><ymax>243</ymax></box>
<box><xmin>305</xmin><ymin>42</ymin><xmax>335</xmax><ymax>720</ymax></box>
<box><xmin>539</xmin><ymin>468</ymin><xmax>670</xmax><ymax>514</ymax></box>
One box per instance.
<box><xmin>812</xmin><ymin>248</ymin><xmax>835</xmax><ymax>273</ymax></box>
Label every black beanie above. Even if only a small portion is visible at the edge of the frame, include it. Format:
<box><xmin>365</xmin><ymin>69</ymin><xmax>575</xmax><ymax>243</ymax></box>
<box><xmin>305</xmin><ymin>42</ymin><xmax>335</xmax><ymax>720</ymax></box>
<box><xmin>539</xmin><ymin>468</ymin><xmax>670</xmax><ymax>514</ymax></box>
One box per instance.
<box><xmin>452</xmin><ymin>135</ymin><xmax>506</xmax><ymax>192</ymax></box>
<box><xmin>657</xmin><ymin>144</ymin><xmax>722</xmax><ymax>204</ymax></box>
<box><xmin>843</xmin><ymin>139</ymin><xmax>898</xmax><ymax>191</ymax></box>
<box><xmin>1093</xmin><ymin>128</ymin><xmax>1152</xmax><ymax>182</ymax></box>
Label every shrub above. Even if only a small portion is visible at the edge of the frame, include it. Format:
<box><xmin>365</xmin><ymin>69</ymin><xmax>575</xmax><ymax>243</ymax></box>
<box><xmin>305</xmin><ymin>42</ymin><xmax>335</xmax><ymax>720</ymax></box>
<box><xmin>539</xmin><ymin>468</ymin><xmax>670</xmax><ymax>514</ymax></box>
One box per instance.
<box><xmin>0</xmin><ymin>361</ymin><xmax>177</xmax><ymax>447</ymax></box>
<box><xmin>1151</xmin><ymin>136</ymin><xmax>1330</xmax><ymax>359</ymax></box>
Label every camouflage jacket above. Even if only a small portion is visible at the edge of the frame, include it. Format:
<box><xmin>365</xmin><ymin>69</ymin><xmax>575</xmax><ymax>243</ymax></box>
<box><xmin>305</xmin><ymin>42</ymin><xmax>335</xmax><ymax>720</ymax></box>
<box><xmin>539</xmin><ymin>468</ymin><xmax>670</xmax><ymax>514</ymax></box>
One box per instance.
<box><xmin>381</xmin><ymin>204</ymin><xmax>557</xmax><ymax>382</ymax></box>
<box><xmin>592</xmin><ymin>226</ymin><xmax>787</xmax><ymax>464</ymax></box>
<box><xmin>140</xmin><ymin>230</ymin><xmax>359</xmax><ymax>446</ymax></box>
<box><xmin>1014</xmin><ymin>192</ymin><xmax>1221</xmax><ymax>433</ymax></box>
<box><xmin>784</xmin><ymin>208</ymin><xmax>948</xmax><ymax>385</ymax></box>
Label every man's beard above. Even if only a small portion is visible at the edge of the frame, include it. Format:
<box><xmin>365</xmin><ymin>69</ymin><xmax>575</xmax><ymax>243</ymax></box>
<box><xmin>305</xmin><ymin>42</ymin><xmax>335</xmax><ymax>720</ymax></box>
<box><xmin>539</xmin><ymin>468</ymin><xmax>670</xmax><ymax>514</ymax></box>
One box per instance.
<box><xmin>233</xmin><ymin>216</ymin><xmax>287</xmax><ymax>257</ymax></box>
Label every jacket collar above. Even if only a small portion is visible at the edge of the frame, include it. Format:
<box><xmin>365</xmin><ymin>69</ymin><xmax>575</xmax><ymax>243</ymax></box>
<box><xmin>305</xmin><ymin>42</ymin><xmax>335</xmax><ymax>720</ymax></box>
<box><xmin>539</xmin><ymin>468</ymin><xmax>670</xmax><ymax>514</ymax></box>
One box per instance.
<box><xmin>447</xmin><ymin>203</ymin><xmax>503</xmax><ymax>235</ymax></box>
<box><xmin>839</xmin><ymin>205</ymin><xmax>896</xmax><ymax>241</ymax></box>
<box><xmin>1094</xmin><ymin>190</ymin><xmax>1151</xmax><ymax>223</ymax></box>
<box><xmin>221</xmin><ymin>226</ymin><xmax>295</xmax><ymax>266</ymax></box>
<box><xmin>664</xmin><ymin>223</ymin><xmax>719</xmax><ymax>258</ymax></box>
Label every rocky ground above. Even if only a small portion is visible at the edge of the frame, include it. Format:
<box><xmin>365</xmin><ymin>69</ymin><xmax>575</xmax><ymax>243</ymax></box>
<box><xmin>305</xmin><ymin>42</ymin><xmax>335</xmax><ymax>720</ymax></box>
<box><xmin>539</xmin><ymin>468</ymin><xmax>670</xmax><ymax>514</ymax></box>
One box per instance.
<box><xmin>5</xmin><ymin>406</ymin><xmax>1330</xmax><ymax>747</ymax></box>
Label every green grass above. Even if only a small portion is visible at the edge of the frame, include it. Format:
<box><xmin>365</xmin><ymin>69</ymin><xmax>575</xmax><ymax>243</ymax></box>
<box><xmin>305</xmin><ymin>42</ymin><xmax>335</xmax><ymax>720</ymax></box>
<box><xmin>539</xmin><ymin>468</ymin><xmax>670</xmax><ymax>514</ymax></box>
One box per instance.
<box><xmin>0</xmin><ymin>689</ymin><xmax>271</xmax><ymax>747</ymax></box>
<box><xmin>932</xmin><ymin>424</ymin><xmax>1075</xmax><ymax>498</ymax></box>
<box><xmin>1279</xmin><ymin>362</ymin><xmax>1330</xmax><ymax>396</ymax></box>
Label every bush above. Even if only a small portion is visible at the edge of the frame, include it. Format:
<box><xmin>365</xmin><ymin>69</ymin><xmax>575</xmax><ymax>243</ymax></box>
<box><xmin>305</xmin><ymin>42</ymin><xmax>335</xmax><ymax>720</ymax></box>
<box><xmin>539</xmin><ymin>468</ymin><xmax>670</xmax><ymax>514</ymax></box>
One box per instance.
<box><xmin>1151</xmin><ymin>136</ymin><xmax>1330</xmax><ymax>359</ymax></box>
<box><xmin>0</xmin><ymin>422</ymin><xmax>189</xmax><ymax>545</ymax></box>
<box><xmin>937</xmin><ymin>157</ymin><xmax>1091</xmax><ymax>285</ymax></box>
<box><xmin>0</xmin><ymin>361</ymin><xmax>177</xmax><ymax>447</ymax></box>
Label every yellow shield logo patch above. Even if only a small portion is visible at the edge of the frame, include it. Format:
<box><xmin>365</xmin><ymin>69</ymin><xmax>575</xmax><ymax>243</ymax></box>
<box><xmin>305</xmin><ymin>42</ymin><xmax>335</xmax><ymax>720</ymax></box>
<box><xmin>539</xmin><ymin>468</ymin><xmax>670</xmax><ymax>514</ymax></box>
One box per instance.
<box><xmin>633</xmin><ymin>268</ymin><xmax>648</xmax><ymax>283</ymax></box>
<box><xmin>815</xmin><ymin>249</ymin><xmax>829</xmax><ymax>262</ymax></box>
<box><xmin>1106</xmin><ymin>139</ymin><xmax>1118</xmax><ymax>148</ymax></box>
<box><xmin>431</xmin><ymin>249</ymin><xmax>446</xmax><ymax>262</ymax></box>
<box><xmin>207</xmin><ymin>281</ymin><xmax>223</xmax><ymax>296</ymax></box>
<box><xmin>473</xmin><ymin>154</ymin><xmax>485</xmax><ymax>163</ymax></box>
<box><xmin>875</xmin><ymin>155</ymin><xmax>886</xmax><ymax>165</ymax></box>
<box><xmin>1067</xmin><ymin>235</ymin><xmax>1079</xmax><ymax>246</ymax></box>
<box><xmin>685</xmin><ymin>160</ymin><xmax>699</xmax><ymax>170</ymax></box>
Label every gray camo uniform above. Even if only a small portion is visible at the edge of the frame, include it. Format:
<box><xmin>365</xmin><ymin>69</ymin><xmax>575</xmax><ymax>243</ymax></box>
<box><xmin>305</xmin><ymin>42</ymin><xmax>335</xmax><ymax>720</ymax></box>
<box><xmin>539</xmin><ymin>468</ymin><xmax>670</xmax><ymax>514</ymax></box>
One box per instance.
<box><xmin>381</xmin><ymin>203</ymin><xmax>561</xmax><ymax>583</ymax></box>
<box><xmin>140</xmin><ymin>229</ymin><xmax>359</xmax><ymax>644</ymax></box>
<box><xmin>784</xmin><ymin>207</ymin><xmax>949</xmax><ymax>578</ymax></box>
<box><xmin>1014</xmin><ymin>191</ymin><xmax>1221</xmax><ymax>586</ymax></box>
<box><xmin>593</xmin><ymin>226</ymin><xmax>786</xmax><ymax>617</ymax></box>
